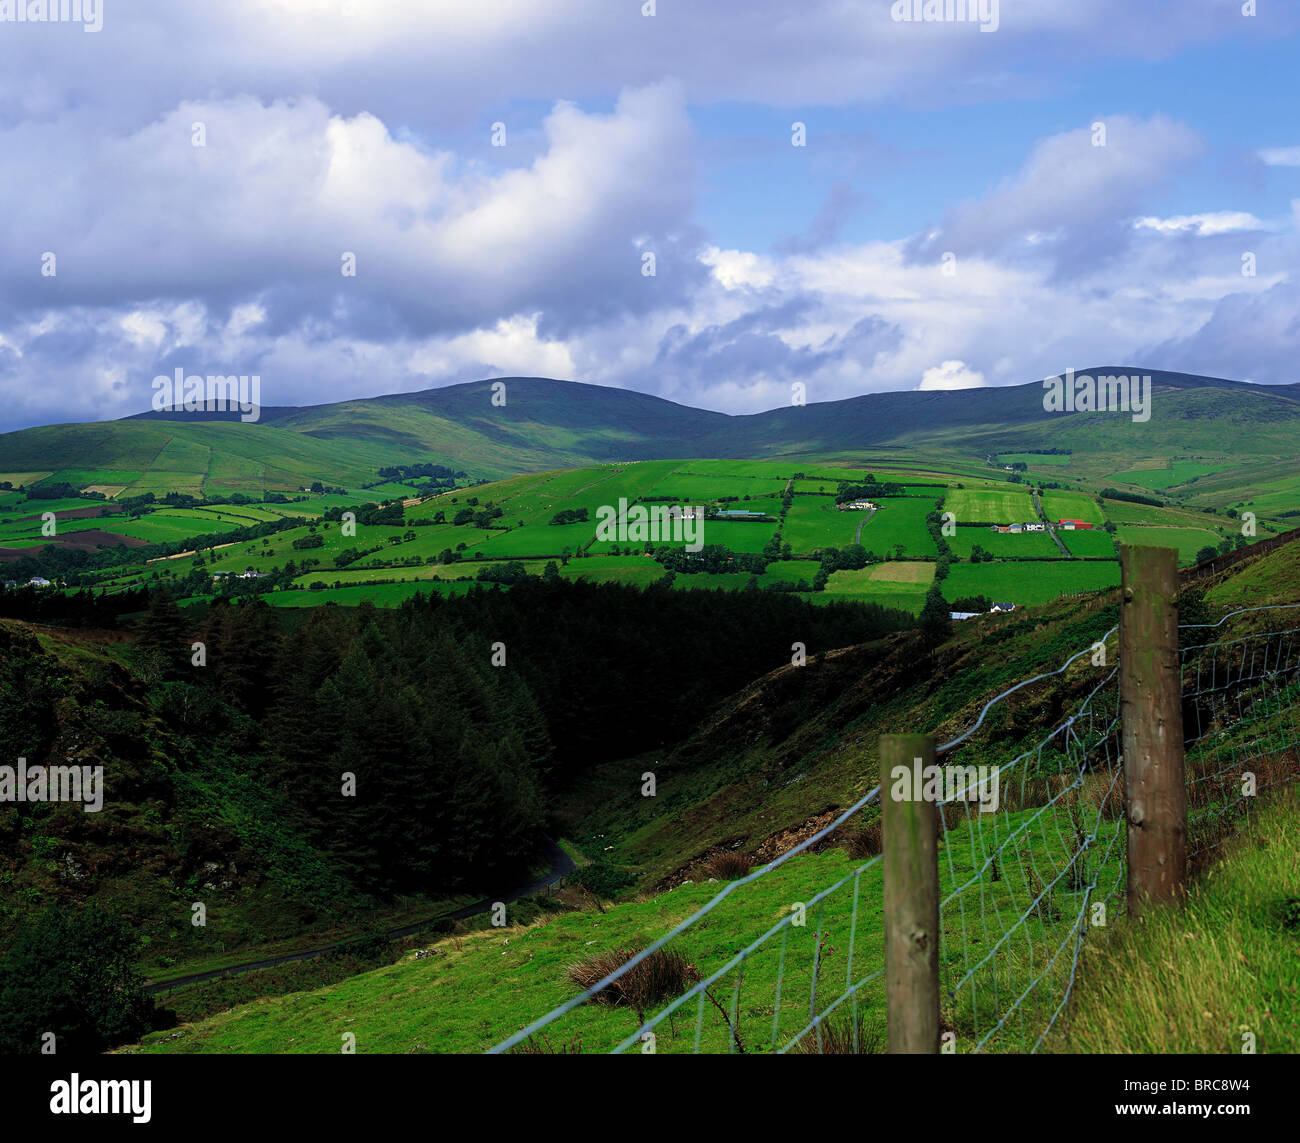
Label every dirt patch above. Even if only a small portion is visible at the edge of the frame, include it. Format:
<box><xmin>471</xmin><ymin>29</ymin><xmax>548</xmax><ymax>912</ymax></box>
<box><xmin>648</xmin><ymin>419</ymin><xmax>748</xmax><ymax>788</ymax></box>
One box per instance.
<box><xmin>8</xmin><ymin>505</ymin><xmax>124</xmax><ymax>523</ymax></box>
<box><xmin>654</xmin><ymin>808</ymin><xmax>845</xmax><ymax>891</ymax></box>
<box><xmin>0</xmin><ymin>530</ymin><xmax>147</xmax><ymax>562</ymax></box>
<box><xmin>752</xmin><ymin>809</ymin><xmax>845</xmax><ymax>863</ymax></box>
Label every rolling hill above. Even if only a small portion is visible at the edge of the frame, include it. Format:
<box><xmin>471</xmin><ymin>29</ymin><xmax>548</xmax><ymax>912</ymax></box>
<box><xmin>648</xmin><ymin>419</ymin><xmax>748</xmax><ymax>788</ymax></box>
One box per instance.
<box><xmin>1</xmin><ymin>368</ymin><xmax>1298</xmax><ymax>498</ymax></box>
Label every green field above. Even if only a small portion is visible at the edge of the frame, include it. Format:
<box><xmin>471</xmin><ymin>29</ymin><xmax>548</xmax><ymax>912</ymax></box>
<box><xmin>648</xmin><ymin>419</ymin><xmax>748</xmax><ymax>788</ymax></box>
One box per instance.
<box><xmin>1109</xmin><ymin>460</ymin><xmax>1228</xmax><ymax>491</ymax></box>
<box><xmin>942</xmin><ymin>560</ymin><xmax>1121</xmax><ymax>606</ymax></box>
<box><xmin>1060</xmin><ymin>528</ymin><xmax>1117</xmax><ymax>558</ymax></box>
<box><xmin>822</xmin><ymin>561</ymin><xmax>934</xmax><ymax>613</ymax></box>
<box><xmin>945</xmin><ymin>488</ymin><xmax>1035</xmax><ymax>525</ymax></box>
<box><xmin>1040</xmin><ymin>491</ymin><xmax>1105</xmax><ymax>526</ymax></box>
<box><xmin>1114</xmin><ymin>524</ymin><xmax>1228</xmax><ymax>564</ymax></box>
<box><xmin>950</xmin><ymin>527</ymin><xmax>1061</xmax><ymax>558</ymax></box>
<box><xmin>851</xmin><ymin>499</ymin><xmax>938</xmax><ymax>558</ymax></box>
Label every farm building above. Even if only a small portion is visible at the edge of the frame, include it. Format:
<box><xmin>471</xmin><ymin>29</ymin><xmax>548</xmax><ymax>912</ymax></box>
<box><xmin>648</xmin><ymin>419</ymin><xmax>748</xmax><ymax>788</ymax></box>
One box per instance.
<box><xmin>1058</xmin><ymin>519</ymin><xmax>1093</xmax><ymax>530</ymax></box>
<box><xmin>991</xmin><ymin>601</ymin><xmax>1016</xmax><ymax>613</ymax></box>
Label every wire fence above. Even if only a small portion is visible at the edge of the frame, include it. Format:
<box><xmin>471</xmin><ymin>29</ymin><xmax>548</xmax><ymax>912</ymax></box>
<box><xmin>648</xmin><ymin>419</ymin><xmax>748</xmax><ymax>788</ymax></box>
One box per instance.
<box><xmin>489</xmin><ymin>600</ymin><xmax>1300</xmax><ymax>1056</ymax></box>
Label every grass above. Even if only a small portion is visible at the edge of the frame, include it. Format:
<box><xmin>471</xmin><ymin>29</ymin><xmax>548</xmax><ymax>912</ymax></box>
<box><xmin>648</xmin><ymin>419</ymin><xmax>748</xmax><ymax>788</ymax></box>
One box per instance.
<box><xmin>1060</xmin><ymin>528</ymin><xmax>1118</xmax><ymax>558</ymax></box>
<box><xmin>1115</xmin><ymin>524</ymin><xmax>1226</xmax><ymax>565</ymax></box>
<box><xmin>996</xmin><ymin>453</ymin><xmax>1070</xmax><ymax>467</ymax></box>
<box><xmin>1110</xmin><ymin>460</ymin><xmax>1229</xmax><ymax>491</ymax></box>
<box><xmin>942</xmin><ymin>561</ymin><xmax>1121</xmax><ymax>606</ymax></box>
<box><xmin>1049</xmin><ymin>789</ymin><xmax>1300</xmax><ymax>1053</ymax></box>
<box><xmin>853</xmin><ymin>498</ymin><xmax>939</xmax><ymax>558</ymax></box>
<box><xmin>945</xmin><ymin>488</ymin><xmax>1036</xmax><ymax>525</ymax></box>
<box><xmin>822</xmin><ymin>563</ymin><xmax>934</xmax><ymax>614</ymax></box>
<box><xmin>950</xmin><ymin>528</ymin><xmax>1063</xmax><ymax>558</ymax></box>
<box><xmin>1040</xmin><ymin>491</ymin><xmax>1106</xmax><ymax>526</ymax></box>
<box><xmin>130</xmin><ymin>789</ymin><xmax>1118</xmax><ymax>1055</ymax></box>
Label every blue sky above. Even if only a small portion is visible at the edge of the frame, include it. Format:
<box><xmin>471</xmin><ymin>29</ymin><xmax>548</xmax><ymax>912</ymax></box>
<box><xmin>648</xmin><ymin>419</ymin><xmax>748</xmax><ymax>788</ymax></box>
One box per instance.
<box><xmin>0</xmin><ymin>0</ymin><xmax>1298</xmax><ymax>432</ymax></box>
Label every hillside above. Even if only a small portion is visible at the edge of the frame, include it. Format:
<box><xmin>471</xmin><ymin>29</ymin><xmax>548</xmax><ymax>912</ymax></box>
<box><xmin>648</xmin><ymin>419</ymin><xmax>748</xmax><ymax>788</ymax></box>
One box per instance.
<box><xmin>2</xmin><ymin>368</ymin><xmax>1299</xmax><ymax>498</ymax></box>
<box><xmin>121</xmin><ymin>527</ymin><xmax>1300</xmax><ymax>1055</ymax></box>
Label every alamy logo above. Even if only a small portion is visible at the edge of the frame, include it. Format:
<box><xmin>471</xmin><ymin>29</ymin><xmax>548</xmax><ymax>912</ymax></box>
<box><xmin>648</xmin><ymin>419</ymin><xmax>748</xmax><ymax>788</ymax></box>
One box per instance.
<box><xmin>891</xmin><ymin>0</ymin><xmax>999</xmax><ymax>33</ymax></box>
<box><xmin>890</xmin><ymin>756</ymin><xmax>1000</xmax><ymax>813</ymax></box>
<box><xmin>152</xmin><ymin>367</ymin><xmax>261</xmax><ymax>423</ymax></box>
<box><xmin>50</xmin><ymin>1075</ymin><xmax>151</xmax><ymax>1124</ymax></box>
<box><xmin>0</xmin><ymin>0</ymin><xmax>102</xmax><ymax>32</ymax></box>
<box><xmin>595</xmin><ymin>499</ymin><xmax>705</xmax><ymax>551</ymax></box>
<box><xmin>0</xmin><ymin>757</ymin><xmax>104</xmax><ymax>812</ymax></box>
<box><xmin>1042</xmin><ymin>368</ymin><xmax>1151</xmax><ymax>423</ymax></box>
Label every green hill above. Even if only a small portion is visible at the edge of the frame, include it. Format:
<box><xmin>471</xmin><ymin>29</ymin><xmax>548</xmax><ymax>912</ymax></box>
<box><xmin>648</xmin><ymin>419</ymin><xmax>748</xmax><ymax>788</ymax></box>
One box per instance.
<box><xmin>3</xmin><ymin>368</ymin><xmax>1299</xmax><ymax>503</ymax></box>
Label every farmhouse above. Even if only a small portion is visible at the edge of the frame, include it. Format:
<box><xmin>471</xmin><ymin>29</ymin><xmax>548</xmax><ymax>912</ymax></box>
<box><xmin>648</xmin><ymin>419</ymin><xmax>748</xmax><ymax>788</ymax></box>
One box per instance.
<box><xmin>1058</xmin><ymin>518</ymin><xmax>1093</xmax><ymax>530</ymax></box>
<box><xmin>991</xmin><ymin>601</ymin><xmax>1016</xmax><ymax>613</ymax></box>
<box><xmin>715</xmin><ymin>509</ymin><xmax>769</xmax><ymax>519</ymax></box>
<box><xmin>839</xmin><ymin>500</ymin><xmax>876</xmax><ymax>511</ymax></box>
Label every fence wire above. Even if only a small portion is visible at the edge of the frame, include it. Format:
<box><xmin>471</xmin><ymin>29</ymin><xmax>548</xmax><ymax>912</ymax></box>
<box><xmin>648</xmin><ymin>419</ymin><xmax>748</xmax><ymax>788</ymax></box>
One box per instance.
<box><xmin>489</xmin><ymin>603</ymin><xmax>1300</xmax><ymax>1055</ymax></box>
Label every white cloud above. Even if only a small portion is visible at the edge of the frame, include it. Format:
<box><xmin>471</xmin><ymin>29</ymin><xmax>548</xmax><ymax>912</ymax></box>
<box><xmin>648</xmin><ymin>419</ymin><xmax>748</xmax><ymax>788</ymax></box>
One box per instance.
<box><xmin>1133</xmin><ymin>212</ymin><xmax>1264</xmax><ymax>236</ymax></box>
<box><xmin>1259</xmin><ymin>146</ymin><xmax>1300</xmax><ymax>167</ymax></box>
<box><xmin>919</xmin><ymin>360</ymin><xmax>986</xmax><ymax>390</ymax></box>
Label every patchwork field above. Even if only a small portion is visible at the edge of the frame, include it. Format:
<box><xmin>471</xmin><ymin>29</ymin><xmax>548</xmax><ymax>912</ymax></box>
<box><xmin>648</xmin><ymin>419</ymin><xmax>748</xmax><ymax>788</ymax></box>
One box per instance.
<box><xmin>19</xmin><ymin>453</ymin><xmax>1286</xmax><ymax>617</ymax></box>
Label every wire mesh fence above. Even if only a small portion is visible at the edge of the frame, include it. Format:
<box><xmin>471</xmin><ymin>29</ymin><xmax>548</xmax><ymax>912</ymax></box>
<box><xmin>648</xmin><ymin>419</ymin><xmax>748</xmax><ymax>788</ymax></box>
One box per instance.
<box><xmin>489</xmin><ymin>598</ymin><xmax>1300</xmax><ymax>1056</ymax></box>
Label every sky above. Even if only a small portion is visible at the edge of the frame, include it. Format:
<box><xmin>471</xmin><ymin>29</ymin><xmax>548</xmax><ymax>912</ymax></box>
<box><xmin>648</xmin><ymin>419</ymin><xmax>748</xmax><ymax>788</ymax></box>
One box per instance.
<box><xmin>1</xmin><ymin>0</ymin><xmax>1298</xmax><ymax>432</ymax></box>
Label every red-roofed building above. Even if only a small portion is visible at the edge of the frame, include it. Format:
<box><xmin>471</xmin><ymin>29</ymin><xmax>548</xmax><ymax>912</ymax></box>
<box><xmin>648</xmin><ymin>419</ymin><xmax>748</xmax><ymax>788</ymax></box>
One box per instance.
<box><xmin>1058</xmin><ymin>519</ymin><xmax>1093</xmax><ymax>530</ymax></box>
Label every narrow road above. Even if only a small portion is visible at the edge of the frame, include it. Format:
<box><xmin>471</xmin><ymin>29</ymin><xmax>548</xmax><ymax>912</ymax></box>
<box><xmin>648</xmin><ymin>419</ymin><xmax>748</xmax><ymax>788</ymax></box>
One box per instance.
<box><xmin>854</xmin><ymin>508</ymin><xmax>876</xmax><ymax>544</ymax></box>
<box><xmin>145</xmin><ymin>836</ymin><xmax>576</xmax><ymax>995</ymax></box>
<box><xmin>1032</xmin><ymin>488</ymin><xmax>1074</xmax><ymax>558</ymax></box>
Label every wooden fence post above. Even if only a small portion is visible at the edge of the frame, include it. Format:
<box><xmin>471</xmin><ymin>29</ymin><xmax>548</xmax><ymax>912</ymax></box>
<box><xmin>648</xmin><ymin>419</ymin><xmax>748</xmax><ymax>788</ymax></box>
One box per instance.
<box><xmin>1119</xmin><ymin>545</ymin><xmax>1187</xmax><ymax>916</ymax></box>
<box><xmin>881</xmin><ymin>733</ymin><xmax>940</xmax><ymax>1054</ymax></box>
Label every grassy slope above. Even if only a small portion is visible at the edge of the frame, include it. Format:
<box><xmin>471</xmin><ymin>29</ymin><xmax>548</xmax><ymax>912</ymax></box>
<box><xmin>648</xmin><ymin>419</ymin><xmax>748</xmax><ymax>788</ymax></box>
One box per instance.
<box><xmin>1048</xmin><ymin>789</ymin><xmax>1300</xmax><ymax>1054</ymax></box>
<box><xmin>130</xmin><ymin>535</ymin><xmax>1300</xmax><ymax>1054</ymax></box>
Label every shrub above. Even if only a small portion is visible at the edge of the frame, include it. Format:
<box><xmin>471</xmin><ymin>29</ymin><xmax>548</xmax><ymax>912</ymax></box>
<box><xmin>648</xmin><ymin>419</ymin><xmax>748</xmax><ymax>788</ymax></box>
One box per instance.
<box><xmin>705</xmin><ymin>851</ymin><xmax>751</xmax><ymax>880</ymax></box>
<box><xmin>843</xmin><ymin>820</ymin><xmax>882</xmax><ymax>860</ymax></box>
<box><xmin>566</xmin><ymin>946</ymin><xmax>697</xmax><ymax>1014</ymax></box>
<box><xmin>793</xmin><ymin>1009</ymin><xmax>884</xmax><ymax>1054</ymax></box>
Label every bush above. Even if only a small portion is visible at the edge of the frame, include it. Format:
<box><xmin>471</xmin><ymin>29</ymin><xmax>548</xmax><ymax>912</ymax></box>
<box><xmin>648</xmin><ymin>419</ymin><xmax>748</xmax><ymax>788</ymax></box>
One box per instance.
<box><xmin>566</xmin><ymin>946</ymin><xmax>697</xmax><ymax>1013</ymax></box>
<box><xmin>705</xmin><ymin>851</ymin><xmax>751</xmax><ymax>880</ymax></box>
<box><xmin>793</xmin><ymin>1009</ymin><xmax>884</xmax><ymax>1054</ymax></box>
<box><xmin>842</xmin><ymin>821</ymin><xmax>882</xmax><ymax>860</ymax></box>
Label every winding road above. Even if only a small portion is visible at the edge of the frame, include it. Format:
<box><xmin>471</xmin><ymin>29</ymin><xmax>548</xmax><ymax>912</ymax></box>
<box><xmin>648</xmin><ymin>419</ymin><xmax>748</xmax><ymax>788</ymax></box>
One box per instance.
<box><xmin>144</xmin><ymin>836</ymin><xmax>576</xmax><ymax>995</ymax></box>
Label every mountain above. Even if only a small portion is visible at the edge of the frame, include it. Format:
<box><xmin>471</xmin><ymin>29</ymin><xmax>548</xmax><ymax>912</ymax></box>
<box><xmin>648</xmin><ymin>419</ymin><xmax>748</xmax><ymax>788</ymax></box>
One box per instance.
<box><xmin>1</xmin><ymin>367</ymin><xmax>1298</xmax><ymax>492</ymax></box>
